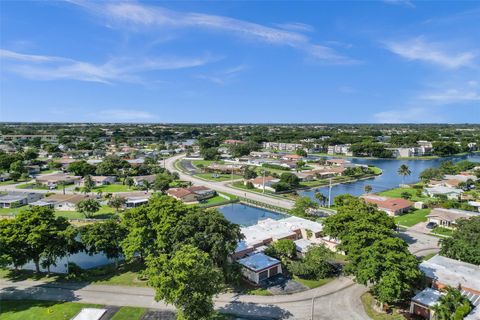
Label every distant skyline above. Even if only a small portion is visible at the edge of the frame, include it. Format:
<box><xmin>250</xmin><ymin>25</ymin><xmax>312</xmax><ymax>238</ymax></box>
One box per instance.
<box><xmin>1</xmin><ymin>1</ymin><xmax>479</xmax><ymax>123</ymax></box>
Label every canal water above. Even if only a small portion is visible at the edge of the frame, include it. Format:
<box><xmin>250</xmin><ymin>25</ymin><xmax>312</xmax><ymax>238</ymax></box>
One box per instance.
<box><xmin>300</xmin><ymin>153</ymin><xmax>480</xmax><ymax>201</ymax></box>
<box><xmin>217</xmin><ymin>203</ymin><xmax>286</xmax><ymax>226</ymax></box>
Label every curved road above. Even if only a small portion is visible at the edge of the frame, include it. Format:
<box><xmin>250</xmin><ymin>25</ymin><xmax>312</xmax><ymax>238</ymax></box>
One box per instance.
<box><xmin>0</xmin><ymin>276</ymin><xmax>368</xmax><ymax>319</ymax></box>
<box><xmin>165</xmin><ymin>154</ymin><xmax>295</xmax><ymax>209</ymax></box>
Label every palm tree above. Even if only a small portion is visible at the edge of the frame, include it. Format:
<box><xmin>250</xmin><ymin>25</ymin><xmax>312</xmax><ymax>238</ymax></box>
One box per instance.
<box><xmin>364</xmin><ymin>185</ymin><xmax>372</xmax><ymax>194</ymax></box>
<box><xmin>397</xmin><ymin>164</ymin><xmax>411</xmax><ymax>185</ymax></box>
<box><xmin>431</xmin><ymin>287</ymin><xmax>472</xmax><ymax>320</ymax></box>
<box><xmin>314</xmin><ymin>191</ymin><xmax>327</xmax><ymax>207</ymax></box>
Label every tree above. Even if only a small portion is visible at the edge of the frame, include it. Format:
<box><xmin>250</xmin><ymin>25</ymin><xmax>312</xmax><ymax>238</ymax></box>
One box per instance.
<box><xmin>9</xmin><ymin>160</ymin><xmax>25</xmax><ymax>175</ymax></box>
<box><xmin>400</xmin><ymin>191</ymin><xmax>412</xmax><ymax>200</ymax></box>
<box><xmin>83</xmin><ymin>175</ymin><xmax>95</xmax><ymax>194</ymax></box>
<box><xmin>292</xmin><ymin>196</ymin><xmax>318</xmax><ymax>217</ymax></box>
<box><xmin>440</xmin><ymin>216</ymin><xmax>480</xmax><ymax>265</ymax></box>
<box><xmin>314</xmin><ymin>191</ymin><xmax>327</xmax><ymax>206</ymax></box>
<box><xmin>124</xmin><ymin>176</ymin><xmax>134</xmax><ymax>188</ymax></box>
<box><xmin>76</xmin><ymin>199</ymin><xmax>100</xmax><ymax>218</ymax></box>
<box><xmin>264</xmin><ymin>239</ymin><xmax>297</xmax><ymax>262</ymax></box>
<box><xmin>243</xmin><ymin>167</ymin><xmax>257</xmax><ymax>180</ymax></box>
<box><xmin>420</xmin><ymin>168</ymin><xmax>443</xmax><ymax>181</ymax></box>
<box><xmin>154</xmin><ymin>173</ymin><xmax>172</xmax><ymax>193</ymax></box>
<box><xmin>80</xmin><ymin>220</ymin><xmax>126</xmax><ymax>267</ymax></box>
<box><xmin>431</xmin><ymin>287</ymin><xmax>472</xmax><ymax>320</ymax></box>
<box><xmin>364</xmin><ymin>185</ymin><xmax>372</xmax><ymax>194</ymax></box>
<box><xmin>295</xmin><ymin>149</ymin><xmax>307</xmax><ymax>157</ymax></box>
<box><xmin>146</xmin><ymin>245</ymin><xmax>223</xmax><ymax>320</ymax></box>
<box><xmin>201</xmin><ymin>147</ymin><xmax>219</xmax><ymax>161</ymax></box>
<box><xmin>289</xmin><ymin>244</ymin><xmax>334</xmax><ymax>280</ymax></box>
<box><xmin>108</xmin><ymin>196</ymin><xmax>126</xmax><ymax>213</ymax></box>
<box><xmin>280</xmin><ymin>172</ymin><xmax>300</xmax><ymax>188</ymax></box>
<box><xmin>397</xmin><ymin>164</ymin><xmax>411</xmax><ymax>184</ymax></box>
<box><xmin>0</xmin><ymin>207</ymin><xmax>81</xmax><ymax>273</ymax></box>
<box><xmin>68</xmin><ymin>160</ymin><xmax>95</xmax><ymax>177</ymax></box>
<box><xmin>23</xmin><ymin>148</ymin><xmax>38</xmax><ymax>161</ymax></box>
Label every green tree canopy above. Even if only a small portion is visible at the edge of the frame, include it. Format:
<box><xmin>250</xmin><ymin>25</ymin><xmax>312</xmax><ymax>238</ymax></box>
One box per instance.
<box><xmin>440</xmin><ymin>216</ymin><xmax>480</xmax><ymax>265</ymax></box>
<box><xmin>432</xmin><ymin>287</ymin><xmax>472</xmax><ymax>320</ymax></box>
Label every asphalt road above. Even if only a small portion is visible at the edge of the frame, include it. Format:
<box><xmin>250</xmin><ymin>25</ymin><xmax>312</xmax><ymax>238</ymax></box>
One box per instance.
<box><xmin>0</xmin><ymin>276</ymin><xmax>368</xmax><ymax>320</ymax></box>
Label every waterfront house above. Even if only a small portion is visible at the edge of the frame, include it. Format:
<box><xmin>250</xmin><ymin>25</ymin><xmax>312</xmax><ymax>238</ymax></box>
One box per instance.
<box><xmin>427</xmin><ymin>208</ymin><xmax>480</xmax><ymax>229</ymax></box>
<box><xmin>361</xmin><ymin>195</ymin><xmax>413</xmax><ymax>216</ymax></box>
<box><xmin>166</xmin><ymin>186</ymin><xmax>216</xmax><ymax>203</ymax></box>
<box><xmin>424</xmin><ymin>185</ymin><xmax>463</xmax><ymax>200</ymax></box>
<box><xmin>237</xmin><ymin>252</ymin><xmax>282</xmax><ymax>285</ymax></box>
<box><xmin>245</xmin><ymin>176</ymin><xmax>280</xmax><ymax>192</ymax></box>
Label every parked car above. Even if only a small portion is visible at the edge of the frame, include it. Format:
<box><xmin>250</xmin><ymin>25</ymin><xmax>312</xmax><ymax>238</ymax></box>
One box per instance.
<box><xmin>426</xmin><ymin>222</ymin><xmax>437</xmax><ymax>229</ymax></box>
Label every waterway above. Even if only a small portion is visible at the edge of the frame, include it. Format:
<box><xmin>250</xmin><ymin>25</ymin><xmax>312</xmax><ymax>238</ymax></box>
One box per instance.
<box><xmin>300</xmin><ymin>153</ymin><xmax>480</xmax><ymax>201</ymax></box>
<box><xmin>218</xmin><ymin>203</ymin><xmax>286</xmax><ymax>226</ymax></box>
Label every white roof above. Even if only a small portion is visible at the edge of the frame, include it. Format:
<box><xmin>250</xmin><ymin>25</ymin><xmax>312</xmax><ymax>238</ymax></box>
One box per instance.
<box><xmin>420</xmin><ymin>255</ymin><xmax>480</xmax><ymax>291</ymax></box>
<box><xmin>72</xmin><ymin>308</ymin><xmax>107</xmax><ymax>320</ymax></box>
<box><xmin>412</xmin><ymin>288</ymin><xmax>443</xmax><ymax>307</ymax></box>
<box><xmin>425</xmin><ymin>186</ymin><xmax>463</xmax><ymax>194</ymax></box>
<box><xmin>238</xmin><ymin>252</ymin><xmax>280</xmax><ymax>272</ymax></box>
<box><xmin>294</xmin><ymin>238</ymin><xmax>313</xmax><ymax>253</ymax></box>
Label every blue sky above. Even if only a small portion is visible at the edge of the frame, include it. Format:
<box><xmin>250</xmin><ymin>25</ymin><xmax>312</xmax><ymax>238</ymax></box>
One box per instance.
<box><xmin>0</xmin><ymin>0</ymin><xmax>479</xmax><ymax>123</ymax></box>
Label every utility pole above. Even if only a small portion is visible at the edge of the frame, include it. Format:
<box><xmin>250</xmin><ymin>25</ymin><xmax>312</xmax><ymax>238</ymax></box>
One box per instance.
<box><xmin>311</xmin><ymin>296</ymin><xmax>315</xmax><ymax>320</ymax></box>
<box><xmin>262</xmin><ymin>170</ymin><xmax>266</xmax><ymax>194</ymax></box>
<box><xmin>328</xmin><ymin>177</ymin><xmax>332</xmax><ymax>208</ymax></box>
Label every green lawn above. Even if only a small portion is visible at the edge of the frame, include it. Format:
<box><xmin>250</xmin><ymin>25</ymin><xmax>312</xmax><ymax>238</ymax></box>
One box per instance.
<box><xmin>293</xmin><ymin>276</ymin><xmax>334</xmax><ymax>289</ymax></box>
<box><xmin>369</xmin><ymin>166</ymin><xmax>383</xmax><ymax>175</ymax></box>
<box><xmin>195</xmin><ymin>173</ymin><xmax>242</xmax><ymax>182</ymax></box>
<box><xmin>378</xmin><ymin>187</ymin><xmax>427</xmax><ymax>202</ymax></box>
<box><xmin>197</xmin><ymin>195</ymin><xmax>232</xmax><ymax>207</ymax></box>
<box><xmin>0</xmin><ymin>300</ymin><xmax>102</xmax><ymax>320</ymax></box>
<box><xmin>111</xmin><ymin>307</ymin><xmax>146</xmax><ymax>320</ymax></box>
<box><xmin>361</xmin><ymin>293</ymin><xmax>407</xmax><ymax>320</ymax></box>
<box><xmin>0</xmin><ymin>178</ymin><xmax>30</xmax><ymax>186</ymax></box>
<box><xmin>394</xmin><ymin>208</ymin><xmax>431</xmax><ymax>227</ymax></box>
<box><xmin>191</xmin><ymin>159</ymin><xmax>222</xmax><ymax>167</ymax></box>
<box><xmin>431</xmin><ymin>226</ymin><xmax>454</xmax><ymax>237</ymax></box>
<box><xmin>92</xmin><ymin>184</ymin><xmax>134</xmax><ymax>193</ymax></box>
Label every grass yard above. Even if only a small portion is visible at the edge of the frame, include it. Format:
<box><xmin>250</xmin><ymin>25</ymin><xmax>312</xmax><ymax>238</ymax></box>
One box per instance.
<box><xmin>195</xmin><ymin>173</ymin><xmax>242</xmax><ymax>182</ymax></box>
<box><xmin>54</xmin><ymin>205</ymin><xmax>117</xmax><ymax>220</ymax></box>
<box><xmin>378</xmin><ymin>187</ymin><xmax>427</xmax><ymax>202</ymax></box>
<box><xmin>191</xmin><ymin>159</ymin><xmax>222</xmax><ymax>167</ymax></box>
<box><xmin>0</xmin><ymin>207</ymin><xmax>24</xmax><ymax>216</ymax></box>
<box><xmin>110</xmin><ymin>307</ymin><xmax>146</xmax><ymax>320</ymax></box>
<box><xmin>361</xmin><ymin>293</ymin><xmax>407</xmax><ymax>320</ymax></box>
<box><xmin>0</xmin><ymin>178</ymin><xmax>30</xmax><ymax>186</ymax></box>
<box><xmin>394</xmin><ymin>208</ymin><xmax>431</xmax><ymax>227</ymax></box>
<box><xmin>0</xmin><ymin>300</ymin><xmax>102</xmax><ymax>320</ymax></box>
<box><xmin>431</xmin><ymin>226</ymin><xmax>454</xmax><ymax>237</ymax></box>
<box><xmin>92</xmin><ymin>184</ymin><xmax>134</xmax><ymax>193</ymax></box>
<box><xmin>293</xmin><ymin>276</ymin><xmax>334</xmax><ymax>289</ymax></box>
<box><xmin>197</xmin><ymin>195</ymin><xmax>232</xmax><ymax>207</ymax></box>
<box><xmin>256</xmin><ymin>166</ymin><xmax>291</xmax><ymax>175</ymax></box>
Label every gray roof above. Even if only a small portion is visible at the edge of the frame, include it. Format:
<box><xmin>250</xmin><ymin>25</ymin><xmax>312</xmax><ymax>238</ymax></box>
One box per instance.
<box><xmin>238</xmin><ymin>253</ymin><xmax>280</xmax><ymax>272</ymax></box>
<box><xmin>412</xmin><ymin>288</ymin><xmax>443</xmax><ymax>307</ymax></box>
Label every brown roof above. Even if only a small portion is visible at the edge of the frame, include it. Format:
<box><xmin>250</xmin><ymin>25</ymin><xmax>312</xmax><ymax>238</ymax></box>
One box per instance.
<box><xmin>248</xmin><ymin>176</ymin><xmax>278</xmax><ymax>185</ymax></box>
<box><xmin>427</xmin><ymin>208</ymin><xmax>480</xmax><ymax>223</ymax></box>
<box><xmin>166</xmin><ymin>188</ymin><xmax>194</xmax><ymax>199</ymax></box>
<box><xmin>36</xmin><ymin>173</ymin><xmax>81</xmax><ymax>183</ymax></box>
<box><xmin>45</xmin><ymin>194</ymin><xmax>93</xmax><ymax>204</ymax></box>
<box><xmin>188</xmin><ymin>186</ymin><xmax>211</xmax><ymax>192</ymax></box>
<box><xmin>361</xmin><ymin>195</ymin><xmax>413</xmax><ymax>211</ymax></box>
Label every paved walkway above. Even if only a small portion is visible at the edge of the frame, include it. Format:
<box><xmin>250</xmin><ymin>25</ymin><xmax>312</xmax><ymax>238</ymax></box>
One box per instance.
<box><xmin>165</xmin><ymin>154</ymin><xmax>295</xmax><ymax>209</ymax></box>
<box><xmin>0</xmin><ymin>276</ymin><xmax>369</xmax><ymax>319</ymax></box>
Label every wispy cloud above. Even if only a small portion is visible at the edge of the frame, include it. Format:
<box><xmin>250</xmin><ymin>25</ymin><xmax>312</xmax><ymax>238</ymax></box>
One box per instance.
<box><xmin>94</xmin><ymin>109</ymin><xmax>156</xmax><ymax>121</ymax></box>
<box><xmin>275</xmin><ymin>22</ymin><xmax>315</xmax><ymax>33</ymax></box>
<box><xmin>0</xmin><ymin>49</ymin><xmax>215</xmax><ymax>84</ymax></box>
<box><xmin>384</xmin><ymin>37</ymin><xmax>477</xmax><ymax>69</ymax></box>
<box><xmin>195</xmin><ymin>64</ymin><xmax>247</xmax><ymax>85</ymax></box>
<box><xmin>68</xmin><ymin>1</ymin><xmax>356</xmax><ymax>64</ymax></box>
<box><xmin>383</xmin><ymin>0</ymin><xmax>415</xmax><ymax>8</ymax></box>
<box><xmin>374</xmin><ymin>107</ymin><xmax>443</xmax><ymax>123</ymax></box>
<box><xmin>420</xmin><ymin>88</ymin><xmax>480</xmax><ymax>104</ymax></box>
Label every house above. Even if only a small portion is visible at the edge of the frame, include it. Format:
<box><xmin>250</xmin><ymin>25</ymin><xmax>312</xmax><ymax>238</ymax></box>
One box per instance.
<box><xmin>245</xmin><ymin>176</ymin><xmax>280</xmax><ymax>192</ymax></box>
<box><xmin>116</xmin><ymin>192</ymin><xmax>151</xmax><ymax>208</ymax></box>
<box><xmin>294</xmin><ymin>172</ymin><xmax>316</xmax><ymax>181</ymax></box>
<box><xmin>326</xmin><ymin>159</ymin><xmax>349</xmax><ymax>167</ymax></box>
<box><xmin>237</xmin><ymin>252</ymin><xmax>282</xmax><ymax>285</ymax></box>
<box><xmin>205</xmin><ymin>163</ymin><xmax>244</xmax><ymax>174</ymax></box>
<box><xmin>0</xmin><ymin>192</ymin><xmax>43</xmax><ymax>208</ymax></box>
<box><xmin>31</xmin><ymin>194</ymin><xmax>94</xmax><ymax>211</ymax></box>
<box><xmin>35</xmin><ymin>173</ymin><xmax>81</xmax><ymax>188</ymax></box>
<box><xmin>166</xmin><ymin>186</ymin><xmax>216</xmax><ymax>203</ymax></box>
<box><xmin>224</xmin><ymin>139</ymin><xmax>246</xmax><ymax>145</ymax></box>
<box><xmin>131</xmin><ymin>175</ymin><xmax>156</xmax><ymax>187</ymax></box>
<box><xmin>411</xmin><ymin>255</ymin><xmax>480</xmax><ymax>319</ymax></box>
<box><xmin>76</xmin><ymin>176</ymin><xmax>116</xmax><ymax>187</ymax></box>
<box><xmin>294</xmin><ymin>238</ymin><xmax>314</xmax><ymax>256</ymax></box>
<box><xmin>427</xmin><ymin>208</ymin><xmax>480</xmax><ymax>229</ymax></box>
<box><xmin>424</xmin><ymin>186</ymin><xmax>463</xmax><ymax>200</ymax></box>
<box><xmin>281</xmin><ymin>154</ymin><xmax>303</xmax><ymax>161</ymax></box>
<box><xmin>410</xmin><ymin>288</ymin><xmax>444</xmax><ymax>320</ymax></box>
<box><xmin>361</xmin><ymin>195</ymin><xmax>413</xmax><ymax>216</ymax></box>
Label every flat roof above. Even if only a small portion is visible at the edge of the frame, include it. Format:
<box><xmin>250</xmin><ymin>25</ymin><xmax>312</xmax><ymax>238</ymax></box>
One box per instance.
<box><xmin>420</xmin><ymin>255</ymin><xmax>480</xmax><ymax>291</ymax></box>
<box><xmin>238</xmin><ymin>253</ymin><xmax>280</xmax><ymax>272</ymax></box>
<box><xmin>72</xmin><ymin>308</ymin><xmax>107</xmax><ymax>320</ymax></box>
<box><xmin>412</xmin><ymin>288</ymin><xmax>443</xmax><ymax>307</ymax></box>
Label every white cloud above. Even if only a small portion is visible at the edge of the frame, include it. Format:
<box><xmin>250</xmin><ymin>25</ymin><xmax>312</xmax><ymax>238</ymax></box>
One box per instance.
<box><xmin>420</xmin><ymin>89</ymin><xmax>480</xmax><ymax>103</ymax></box>
<box><xmin>374</xmin><ymin>107</ymin><xmax>443</xmax><ymax>123</ymax></box>
<box><xmin>384</xmin><ymin>37</ymin><xmax>476</xmax><ymax>69</ymax></box>
<box><xmin>275</xmin><ymin>22</ymin><xmax>315</xmax><ymax>33</ymax></box>
<box><xmin>0</xmin><ymin>49</ymin><xmax>215</xmax><ymax>84</ymax></box>
<box><xmin>95</xmin><ymin>109</ymin><xmax>156</xmax><ymax>121</ymax></box>
<box><xmin>195</xmin><ymin>64</ymin><xmax>247</xmax><ymax>85</ymax></box>
<box><xmin>69</xmin><ymin>1</ymin><xmax>356</xmax><ymax>64</ymax></box>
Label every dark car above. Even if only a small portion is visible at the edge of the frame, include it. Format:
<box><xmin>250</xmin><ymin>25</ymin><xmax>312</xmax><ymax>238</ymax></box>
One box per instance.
<box><xmin>426</xmin><ymin>222</ymin><xmax>437</xmax><ymax>229</ymax></box>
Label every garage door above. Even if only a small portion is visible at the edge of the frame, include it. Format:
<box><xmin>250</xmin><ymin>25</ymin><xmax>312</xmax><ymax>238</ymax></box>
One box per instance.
<box><xmin>269</xmin><ymin>266</ymin><xmax>278</xmax><ymax>276</ymax></box>
<box><xmin>259</xmin><ymin>270</ymin><xmax>269</xmax><ymax>281</ymax></box>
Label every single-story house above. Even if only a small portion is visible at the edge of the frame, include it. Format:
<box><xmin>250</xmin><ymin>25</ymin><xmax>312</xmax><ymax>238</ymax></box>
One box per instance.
<box><xmin>205</xmin><ymin>163</ymin><xmax>244</xmax><ymax>174</ymax></box>
<box><xmin>424</xmin><ymin>186</ymin><xmax>463</xmax><ymax>200</ymax></box>
<box><xmin>294</xmin><ymin>238</ymin><xmax>314</xmax><ymax>256</ymax></box>
<box><xmin>294</xmin><ymin>172</ymin><xmax>316</xmax><ymax>181</ymax></box>
<box><xmin>35</xmin><ymin>173</ymin><xmax>81</xmax><ymax>188</ymax></box>
<box><xmin>166</xmin><ymin>186</ymin><xmax>216</xmax><ymax>203</ymax></box>
<box><xmin>0</xmin><ymin>192</ymin><xmax>43</xmax><ymax>208</ymax></box>
<box><xmin>31</xmin><ymin>194</ymin><xmax>94</xmax><ymax>211</ymax></box>
<box><xmin>427</xmin><ymin>208</ymin><xmax>480</xmax><ymax>229</ymax></box>
<box><xmin>237</xmin><ymin>252</ymin><xmax>282</xmax><ymax>285</ymax></box>
<box><xmin>361</xmin><ymin>195</ymin><xmax>413</xmax><ymax>216</ymax></box>
<box><xmin>412</xmin><ymin>255</ymin><xmax>480</xmax><ymax>319</ymax></box>
<box><xmin>326</xmin><ymin>159</ymin><xmax>349</xmax><ymax>167</ymax></box>
<box><xmin>76</xmin><ymin>176</ymin><xmax>116</xmax><ymax>187</ymax></box>
<box><xmin>131</xmin><ymin>175</ymin><xmax>156</xmax><ymax>187</ymax></box>
<box><xmin>281</xmin><ymin>154</ymin><xmax>303</xmax><ymax>161</ymax></box>
<box><xmin>245</xmin><ymin>176</ymin><xmax>280</xmax><ymax>192</ymax></box>
<box><xmin>116</xmin><ymin>192</ymin><xmax>151</xmax><ymax>208</ymax></box>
